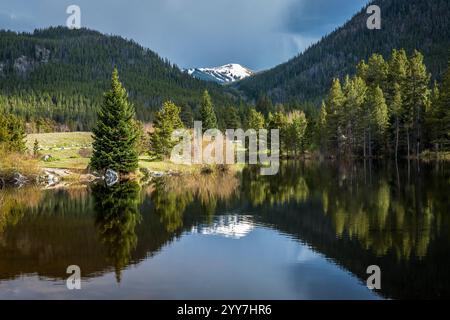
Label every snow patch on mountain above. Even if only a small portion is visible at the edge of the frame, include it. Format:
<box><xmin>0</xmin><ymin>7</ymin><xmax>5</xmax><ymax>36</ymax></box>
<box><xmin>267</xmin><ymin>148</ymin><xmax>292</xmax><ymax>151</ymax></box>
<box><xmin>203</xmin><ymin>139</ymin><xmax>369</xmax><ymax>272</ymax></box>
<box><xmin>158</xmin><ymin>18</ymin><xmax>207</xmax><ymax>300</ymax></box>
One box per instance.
<box><xmin>185</xmin><ymin>63</ymin><xmax>253</xmax><ymax>84</ymax></box>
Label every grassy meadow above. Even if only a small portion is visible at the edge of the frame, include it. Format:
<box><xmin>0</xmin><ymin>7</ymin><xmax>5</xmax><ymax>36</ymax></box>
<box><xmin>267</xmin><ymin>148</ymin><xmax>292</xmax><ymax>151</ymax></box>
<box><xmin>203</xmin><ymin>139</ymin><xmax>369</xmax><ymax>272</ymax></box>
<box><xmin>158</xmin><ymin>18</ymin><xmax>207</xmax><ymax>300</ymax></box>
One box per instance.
<box><xmin>26</xmin><ymin>132</ymin><xmax>212</xmax><ymax>174</ymax></box>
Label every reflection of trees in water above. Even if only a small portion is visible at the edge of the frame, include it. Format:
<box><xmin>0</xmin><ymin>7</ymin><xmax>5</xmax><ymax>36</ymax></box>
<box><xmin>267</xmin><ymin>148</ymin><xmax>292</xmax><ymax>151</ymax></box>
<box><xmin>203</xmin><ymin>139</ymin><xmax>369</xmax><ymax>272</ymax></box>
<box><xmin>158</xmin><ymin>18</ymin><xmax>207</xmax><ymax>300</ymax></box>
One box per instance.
<box><xmin>241</xmin><ymin>161</ymin><xmax>449</xmax><ymax>261</ymax></box>
<box><xmin>93</xmin><ymin>181</ymin><xmax>142</xmax><ymax>282</ymax></box>
<box><xmin>305</xmin><ymin>161</ymin><xmax>449</xmax><ymax>260</ymax></box>
<box><xmin>241</xmin><ymin>162</ymin><xmax>309</xmax><ymax>206</ymax></box>
<box><xmin>149</xmin><ymin>173</ymin><xmax>239</xmax><ymax>232</ymax></box>
<box><xmin>0</xmin><ymin>187</ymin><xmax>43</xmax><ymax>234</ymax></box>
<box><xmin>2</xmin><ymin>161</ymin><xmax>448</xmax><ymax>285</ymax></box>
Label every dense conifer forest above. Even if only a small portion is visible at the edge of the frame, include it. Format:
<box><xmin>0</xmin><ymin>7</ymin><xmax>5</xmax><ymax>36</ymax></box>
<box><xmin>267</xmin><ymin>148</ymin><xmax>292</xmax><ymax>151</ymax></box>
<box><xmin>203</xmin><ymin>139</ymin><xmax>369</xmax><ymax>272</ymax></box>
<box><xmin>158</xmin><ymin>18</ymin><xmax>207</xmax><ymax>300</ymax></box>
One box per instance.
<box><xmin>0</xmin><ymin>27</ymin><xmax>238</xmax><ymax>131</ymax></box>
<box><xmin>235</xmin><ymin>0</ymin><xmax>450</xmax><ymax>104</ymax></box>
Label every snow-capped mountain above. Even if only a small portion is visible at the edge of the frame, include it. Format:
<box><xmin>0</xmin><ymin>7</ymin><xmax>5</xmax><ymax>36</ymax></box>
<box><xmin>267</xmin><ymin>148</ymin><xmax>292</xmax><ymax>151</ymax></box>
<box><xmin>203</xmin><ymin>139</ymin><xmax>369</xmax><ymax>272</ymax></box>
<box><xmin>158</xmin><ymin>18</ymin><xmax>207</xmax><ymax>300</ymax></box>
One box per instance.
<box><xmin>191</xmin><ymin>215</ymin><xmax>254</xmax><ymax>239</ymax></box>
<box><xmin>185</xmin><ymin>63</ymin><xmax>253</xmax><ymax>84</ymax></box>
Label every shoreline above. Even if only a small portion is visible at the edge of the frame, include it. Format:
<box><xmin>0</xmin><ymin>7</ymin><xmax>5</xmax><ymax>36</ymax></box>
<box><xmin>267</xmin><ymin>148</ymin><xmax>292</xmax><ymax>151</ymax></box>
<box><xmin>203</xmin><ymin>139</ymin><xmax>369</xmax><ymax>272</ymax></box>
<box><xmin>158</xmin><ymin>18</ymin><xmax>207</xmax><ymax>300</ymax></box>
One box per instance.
<box><xmin>0</xmin><ymin>162</ymin><xmax>244</xmax><ymax>189</ymax></box>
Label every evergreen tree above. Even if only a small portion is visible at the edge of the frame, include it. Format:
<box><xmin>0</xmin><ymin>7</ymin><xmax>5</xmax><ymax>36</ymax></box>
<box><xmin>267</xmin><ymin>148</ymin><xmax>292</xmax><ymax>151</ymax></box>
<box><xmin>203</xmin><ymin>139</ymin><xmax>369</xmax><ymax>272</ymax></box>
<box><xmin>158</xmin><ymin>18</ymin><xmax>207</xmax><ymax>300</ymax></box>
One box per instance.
<box><xmin>315</xmin><ymin>101</ymin><xmax>328</xmax><ymax>152</ymax></box>
<box><xmin>287</xmin><ymin>111</ymin><xmax>308</xmax><ymax>155</ymax></box>
<box><xmin>247</xmin><ymin>108</ymin><xmax>265</xmax><ymax>130</ymax></box>
<box><xmin>268</xmin><ymin>111</ymin><xmax>289</xmax><ymax>154</ymax></box>
<box><xmin>149</xmin><ymin>101</ymin><xmax>184</xmax><ymax>160</ymax></box>
<box><xmin>325</xmin><ymin>78</ymin><xmax>345</xmax><ymax>155</ymax></box>
<box><xmin>371</xmin><ymin>86</ymin><xmax>389</xmax><ymax>154</ymax></box>
<box><xmin>224</xmin><ymin>106</ymin><xmax>241</xmax><ymax>129</ymax></box>
<box><xmin>33</xmin><ymin>139</ymin><xmax>40</xmax><ymax>158</ymax></box>
<box><xmin>90</xmin><ymin>68</ymin><xmax>139</xmax><ymax>173</ymax></box>
<box><xmin>0</xmin><ymin>113</ymin><xmax>26</xmax><ymax>152</ymax></box>
<box><xmin>391</xmin><ymin>83</ymin><xmax>404</xmax><ymax>158</ymax></box>
<box><xmin>342</xmin><ymin>76</ymin><xmax>367</xmax><ymax>157</ymax></box>
<box><xmin>180</xmin><ymin>104</ymin><xmax>194</xmax><ymax>128</ymax></box>
<box><xmin>199</xmin><ymin>90</ymin><xmax>218</xmax><ymax>131</ymax></box>
<box><xmin>430</xmin><ymin>56</ymin><xmax>450</xmax><ymax>151</ymax></box>
<box><xmin>364</xmin><ymin>54</ymin><xmax>389</xmax><ymax>90</ymax></box>
<box><xmin>403</xmin><ymin>50</ymin><xmax>431</xmax><ymax>158</ymax></box>
<box><xmin>387</xmin><ymin>49</ymin><xmax>408</xmax><ymax>158</ymax></box>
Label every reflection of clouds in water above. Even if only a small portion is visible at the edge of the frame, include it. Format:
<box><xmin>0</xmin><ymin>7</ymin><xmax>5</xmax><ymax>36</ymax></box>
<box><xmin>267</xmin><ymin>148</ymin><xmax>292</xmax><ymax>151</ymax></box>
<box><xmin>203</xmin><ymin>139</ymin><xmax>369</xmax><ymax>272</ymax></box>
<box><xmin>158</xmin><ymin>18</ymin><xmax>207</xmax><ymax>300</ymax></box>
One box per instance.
<box><xmin>192</xmin><ymin>215</ymin><xmax>254</xmax><ymax>239</ymax></box>
<box><xmin>296</xmin><ymin>245</ymin><xmax>319</xmax><ymax>263</ymax></box>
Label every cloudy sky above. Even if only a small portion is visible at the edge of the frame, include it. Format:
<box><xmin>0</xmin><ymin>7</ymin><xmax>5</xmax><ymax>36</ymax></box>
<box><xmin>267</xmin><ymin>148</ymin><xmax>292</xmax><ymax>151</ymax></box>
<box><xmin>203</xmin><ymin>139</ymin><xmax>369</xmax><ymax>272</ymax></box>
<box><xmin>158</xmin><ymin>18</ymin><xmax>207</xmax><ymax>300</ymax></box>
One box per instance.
<box><xmin>0</xmin><ymin>0</ymin><xmax>366</xmax><ymax>71</ymax></box>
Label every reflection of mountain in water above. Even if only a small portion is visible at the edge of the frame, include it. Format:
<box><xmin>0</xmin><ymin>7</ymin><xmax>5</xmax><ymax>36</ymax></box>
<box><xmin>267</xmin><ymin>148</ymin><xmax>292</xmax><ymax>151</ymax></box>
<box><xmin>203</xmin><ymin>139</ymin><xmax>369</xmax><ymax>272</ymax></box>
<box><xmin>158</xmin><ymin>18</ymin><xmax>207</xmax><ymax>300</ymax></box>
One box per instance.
<box><xmin>0</xmin><ymin>161</ymin><xmax>449</xmax><ymax>299</ymax></box>
<box><xmin>192</xmin><ymin>215</ymin><xmax>254</xmax><ymax>239</ymax></box>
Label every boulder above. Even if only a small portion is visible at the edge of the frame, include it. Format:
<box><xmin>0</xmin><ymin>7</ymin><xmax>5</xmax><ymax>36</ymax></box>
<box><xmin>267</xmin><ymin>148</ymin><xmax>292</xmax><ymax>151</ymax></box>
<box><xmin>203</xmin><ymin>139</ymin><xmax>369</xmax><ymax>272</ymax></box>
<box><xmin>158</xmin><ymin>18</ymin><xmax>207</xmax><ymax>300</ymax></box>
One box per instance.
<box><xmin>46</xmin><ymin>173</ymin><xmax>60</xmax><ymax>185</ymax></box>
<box><xmin>150</xmin><ymin>171</ymin><xmax>164</xmax><ymax>178</ymax></box>
<box><xmin>104</xmin><ymin>169</ymin><xmax>119</xmax><ymax>187</ymax></box>
<box><xmin>12</xmin><ymin>172</ymin><xmax>28</xmax><ymax>187</ymax></box>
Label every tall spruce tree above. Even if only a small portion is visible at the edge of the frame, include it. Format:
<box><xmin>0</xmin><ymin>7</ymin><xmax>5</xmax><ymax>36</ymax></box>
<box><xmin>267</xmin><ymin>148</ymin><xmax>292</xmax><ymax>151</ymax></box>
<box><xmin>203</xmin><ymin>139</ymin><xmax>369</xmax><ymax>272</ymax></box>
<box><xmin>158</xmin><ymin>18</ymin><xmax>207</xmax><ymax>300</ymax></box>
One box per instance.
<box><xmin>430</xmin><ymin>55</ymin><xmax>450</xmax><ymax>151</ymax></box>
<box><xmin>247</xmin><ymin>108</ymin><xmax>265</xmax><ymax>130</ymax></box>
<box><xmin>199</xmin><ymin>90</ymin><xmax>218</xmax><ymax>131</ymax></box>
<box><xmin>391</xmin><ymin>83</ymin><xmax>403</xmax><ymax>158</ymax></box>
<box><xmin>342</xmin><ymin>76</ymin><xmax>367</xmax><ymax>157</ymax></box>
<box><xmin>316</xmin><ymin>101</ymin><xmax>328</xmax><ymax>153</ymax></box>
<box><xmin>371</xmin><ymin>86</ymin><xmax>389</xmax><ymax>154</ymax></box>
<box><xmin>33</xmin><ymin>139</ymin><xmax>40</xmax><ymax>158</ymax></box>
<box><xmin>0</xmin><ymin>113</ymin><xmax>26</xmax><ymax>153</ymax></box>
<box><xmin>325</xmin><ymin>78</ymin><xmax>345</xmax><ymax>155</ymax></box>
<box><xmin>268</xmin><ymin>111</ymin><xmax>289</xmax><ymax>154</ymax></box>
<box><xmin>149</xmin><ymin>101</ymin><xmax>184</xmax><ymax>160</ymax></box>
<box><xmin>287</xmin><ymin>111</ymin><xmax>308</xmax><ymax>156</ymax></box>
<box><xmin>403</xmin><ymin>50</ymin><xmax>430</xmax><ymax>158</ymax></box>
<box><xmin>90</xmin><ymin>68</ymin><xmax>139</xmax><ymax>173</ymax></box>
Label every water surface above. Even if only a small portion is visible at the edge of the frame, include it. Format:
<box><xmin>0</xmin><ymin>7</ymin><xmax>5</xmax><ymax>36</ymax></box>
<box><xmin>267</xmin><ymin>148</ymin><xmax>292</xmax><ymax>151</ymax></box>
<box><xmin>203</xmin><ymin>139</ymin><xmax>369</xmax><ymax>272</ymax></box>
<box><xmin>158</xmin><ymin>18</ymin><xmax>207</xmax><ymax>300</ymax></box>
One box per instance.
<box><xmin>0</xmin><ymin>161</ymin><xmax>449</xmax><ymax>299</ymax></box>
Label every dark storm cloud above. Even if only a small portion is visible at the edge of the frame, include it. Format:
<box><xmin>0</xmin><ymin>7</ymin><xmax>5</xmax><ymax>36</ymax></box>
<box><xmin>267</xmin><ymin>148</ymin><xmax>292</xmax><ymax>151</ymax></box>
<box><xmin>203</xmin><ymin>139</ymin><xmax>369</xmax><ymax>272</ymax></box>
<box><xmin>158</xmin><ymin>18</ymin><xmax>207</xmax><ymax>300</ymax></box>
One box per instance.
<box><xmin>284</xmin><ymin>0</ymin><xmax>366</xmax><ymax>37</ymax></box>
<box><xmin>0</xmin><ymin>0</ymin><xmax>366</xmax><ymax>70</ymax></box>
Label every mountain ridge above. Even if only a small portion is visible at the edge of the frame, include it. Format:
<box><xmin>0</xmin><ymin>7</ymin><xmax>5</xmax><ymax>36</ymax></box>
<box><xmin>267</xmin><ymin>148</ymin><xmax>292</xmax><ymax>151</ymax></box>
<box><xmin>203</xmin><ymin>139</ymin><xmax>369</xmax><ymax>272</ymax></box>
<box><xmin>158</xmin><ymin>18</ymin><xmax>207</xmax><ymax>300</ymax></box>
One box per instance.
<box><xmin>0</xmin><ymin>27</ymin><xmax>237</xmax><ymax>130</ymax></box>
<box><xmin>235</xmin><ymin>0</ymin><xmax>450</xmax><ymax>104</ymax></box>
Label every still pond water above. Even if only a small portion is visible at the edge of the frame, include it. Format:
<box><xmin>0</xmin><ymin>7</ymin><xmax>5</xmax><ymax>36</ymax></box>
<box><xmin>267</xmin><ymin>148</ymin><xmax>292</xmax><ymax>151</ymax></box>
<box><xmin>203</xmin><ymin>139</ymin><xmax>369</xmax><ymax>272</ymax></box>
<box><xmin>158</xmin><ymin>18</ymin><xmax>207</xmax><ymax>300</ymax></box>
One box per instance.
<box><xmin>0</xmin><ymin>161</ymin><xmax>449</xmax><ymax>299</ymax></box>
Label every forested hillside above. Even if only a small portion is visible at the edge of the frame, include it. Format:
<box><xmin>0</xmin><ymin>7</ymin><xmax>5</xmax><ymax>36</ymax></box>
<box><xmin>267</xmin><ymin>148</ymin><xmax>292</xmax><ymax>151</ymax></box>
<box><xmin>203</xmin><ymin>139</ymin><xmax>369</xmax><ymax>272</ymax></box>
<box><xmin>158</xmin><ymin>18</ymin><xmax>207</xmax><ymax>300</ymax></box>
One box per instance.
<box><xmin>0</xmin><ymin>27</ymin><xmax>237</xmax><ymax>131</ymax></box>
<box><xmin>235</xmin><ymin>0</ymin><xmax>450</xmax><ymax>104</ymax></box>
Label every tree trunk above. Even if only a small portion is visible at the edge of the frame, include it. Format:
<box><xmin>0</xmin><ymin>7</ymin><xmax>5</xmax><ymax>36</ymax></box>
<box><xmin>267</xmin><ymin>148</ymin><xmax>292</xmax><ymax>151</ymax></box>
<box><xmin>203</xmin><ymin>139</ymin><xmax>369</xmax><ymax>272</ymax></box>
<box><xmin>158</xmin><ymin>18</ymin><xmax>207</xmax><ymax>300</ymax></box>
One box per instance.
<box><xmin>395</xmin><ymin>117</ymin><xmax>399</xmax><ymax>161</ymax></box>
<box><xmin>416</xmin><ymin>103</ymin><xmax>421</xmax><ymax>160</ymax></box>
<box><xmin>406</xmin><ymin>128</ymin><xmax>410</xmax><ymax>159</ymax></box>
<box><xmin>363</xmin><ymin>129</ymin><xmax>367</xmax><ymax>159</ymax></box>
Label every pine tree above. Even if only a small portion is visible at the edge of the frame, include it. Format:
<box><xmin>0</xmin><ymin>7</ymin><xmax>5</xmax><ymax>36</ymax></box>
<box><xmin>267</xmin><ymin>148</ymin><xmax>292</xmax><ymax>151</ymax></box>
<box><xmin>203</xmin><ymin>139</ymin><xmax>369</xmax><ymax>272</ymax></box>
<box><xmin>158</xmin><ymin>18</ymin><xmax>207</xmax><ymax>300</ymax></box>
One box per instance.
<box><xmin>325</xmin><ymin>78</ymin><xmax>345</xmax><ymax>155</ymax></box>
<box><xmin>199</xmin><ymin>90</ymin><xmax>217</xmax><ymax>131</ymax></box>
<box><xmin>363</xmin><ymin>54</ymin><xmax>389</xmax><ymax>90</ymax></box>
<box><xmin>247</xmin><ymin>108</ymin><xmax>265</xmax><ymax>130</ymax></box>
<box><xmin>316</xmin><ymin>101</ymin><xmax>328</xmax><ymax>152</ymax></box>
<box><xmin>180</xmin><ymin>104</ymin><xmax>194</xmax><ymax>128</ymax></box>
<box><xmin>391</xmin><ymin>83</ymin><xmax>403</xmax><ymax>159</ymax></box>
<box><xmin>0</xmin><ymin>114</ymin><xmax>27</xmax><ymax>153</ymax></box>
<box><xmin>33</xmin><ymin>139</ymin><xmax>40</xmax><ymax>157</ymax></box>
<box><xmin>224</xmin><ymin>106</ymin><xmax>241</xmax><ymax>129</ymax></box>
<box><xmin>371</xmin><ymin>86</ymin><xmax>389</xmax><ymax>154</ymax></box>
<box><xmin>342</xmin><ymin>76</ymin><xmax>367</xmax><ymax>157</ymax></box>
<box><xmin>403</xmin><ymin>50</ymin><xmax>430</xmax><ymax>158</ymax></box>
<box><xmin>90</xmin><ymin>68</ymin><xmax>139</xmax><ymax>173</ymax></box>
<box><xmin>431</xmin><ymin>55</ymin><xmax>450</xmax><ymax>151</ymax></box>
<box><xmin>268</xmin><ymin>111</ymin><xmax>289</xmax><ymax>154</ymax></box>
<box><xmin>149</xmin><ymin>101</ymin><xmax>184</xmax><ymax>160</ymax></box>
<box><xmin>287</xmin><ymin>111</ymin><xmax>308</xmax><ymax>155</ymax></box>
<box><xmin>387</xmin><ymin>49</ymin><xmax>408</xmax><ymax>102</ymax></box>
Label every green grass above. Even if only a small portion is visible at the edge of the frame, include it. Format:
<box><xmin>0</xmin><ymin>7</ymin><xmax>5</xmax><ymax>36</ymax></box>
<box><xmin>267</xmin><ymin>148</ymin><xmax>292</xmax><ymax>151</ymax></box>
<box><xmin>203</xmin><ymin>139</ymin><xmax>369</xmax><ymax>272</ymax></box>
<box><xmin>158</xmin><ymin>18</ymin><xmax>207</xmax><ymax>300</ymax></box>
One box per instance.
<box><xmin>42</xmin><ymin>158</ymin><xmax>90</xmax><ymax>171</ymax></box>
<box><xmin>26</xmin><ymin>132</ymin><xmax>93</xmax><ymax>171</ymax></box>
<box><xmin>26</xmin><ymin>132</ymin><xmax>236</xmax><ymax>174</ymax></box>
<box><xmin>27</xmin><ymin>132</ymin><xmax>93</xmax><ymax>149</ymax></box>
